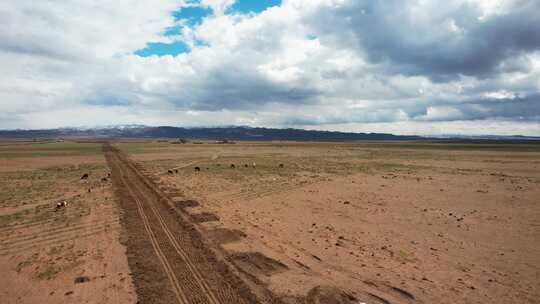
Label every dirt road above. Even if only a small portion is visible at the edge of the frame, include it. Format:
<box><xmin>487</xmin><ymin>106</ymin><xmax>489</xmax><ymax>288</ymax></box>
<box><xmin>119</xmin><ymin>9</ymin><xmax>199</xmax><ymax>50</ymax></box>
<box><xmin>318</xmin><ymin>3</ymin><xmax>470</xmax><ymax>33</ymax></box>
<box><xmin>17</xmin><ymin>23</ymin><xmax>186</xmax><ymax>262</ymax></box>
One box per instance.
<box><xmin>103</xmin><ymin>143</ymin><xmax>257</xmax><ymax>304</ymax></box>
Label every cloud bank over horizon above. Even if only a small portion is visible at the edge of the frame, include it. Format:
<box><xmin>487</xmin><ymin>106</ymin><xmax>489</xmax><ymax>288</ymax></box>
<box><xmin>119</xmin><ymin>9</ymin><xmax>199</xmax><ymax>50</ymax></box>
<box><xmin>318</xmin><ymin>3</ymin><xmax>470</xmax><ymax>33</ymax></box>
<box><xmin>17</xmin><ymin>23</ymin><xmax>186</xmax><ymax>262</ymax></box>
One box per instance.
<box><xmin>1</xmin><ymin>0</ymin><xmax>539</xmax><ymax>135</ymax></box>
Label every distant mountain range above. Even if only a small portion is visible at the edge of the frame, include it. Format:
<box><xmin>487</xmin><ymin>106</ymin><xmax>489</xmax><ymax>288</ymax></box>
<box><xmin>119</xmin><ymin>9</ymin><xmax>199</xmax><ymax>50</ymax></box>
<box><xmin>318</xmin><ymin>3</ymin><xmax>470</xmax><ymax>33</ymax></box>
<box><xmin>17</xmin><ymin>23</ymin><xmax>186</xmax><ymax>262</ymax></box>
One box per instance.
<box><xmin>0</xmin><ymin>125</ymin><xmax>538</xmax><ymax>142</ymax></box>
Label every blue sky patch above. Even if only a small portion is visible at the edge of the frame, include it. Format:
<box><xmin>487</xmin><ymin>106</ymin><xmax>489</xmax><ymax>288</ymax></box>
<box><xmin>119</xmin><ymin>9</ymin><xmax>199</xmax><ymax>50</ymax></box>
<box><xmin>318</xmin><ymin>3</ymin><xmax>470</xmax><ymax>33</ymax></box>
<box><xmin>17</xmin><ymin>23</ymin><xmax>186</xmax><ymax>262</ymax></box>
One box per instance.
<box><xmin>135</xmin><ymin>41</ymin><xmax>189</xmax><ymax>57</ymax></box>
<box><xmin>135</xmin><ymin>1</ymin><xmax>283</xmax><ymax>57</ymax></box>
<box><xmin>230</xmin><ymin>0</ymin><xmax>281</xmax><ymax>14</ymax></box>
<box><xmin>164</xmin><ymin>26</ymin><xmax>181</xmax><ymax>36</ymax></box>
<box><xmin>173</xmin><ymin>6</ymin><xmax>211</xmax><ymax>25</ymax></box>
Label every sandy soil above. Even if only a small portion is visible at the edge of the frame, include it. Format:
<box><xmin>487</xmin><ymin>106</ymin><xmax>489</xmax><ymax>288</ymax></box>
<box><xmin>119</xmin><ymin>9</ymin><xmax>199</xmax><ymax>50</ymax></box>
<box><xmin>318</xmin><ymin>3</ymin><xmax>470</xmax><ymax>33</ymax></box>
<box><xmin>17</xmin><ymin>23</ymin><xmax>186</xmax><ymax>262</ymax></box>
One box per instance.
<box><xmin>135</xmin><ymin>141</ymin><xmax>540</xmax><ymax>304</ymax></box>
<box><xmin>0</xmin><ymin>141</ymin><xmax>136</xmax><ymax>304</ymax></box>
<box><xmin>2</xmin><ymin>140</ymin><xmax>539</xmax><ymax>304</ymax></box>
<box><xmin>104</xmin><ymin>144</ymin><xmax>259</xmax><ymax>304</ymax></box>
<box><xmin>0</xmin><ymin>155</ymin><xmax>105</xmax><ymax>172</ymax></box>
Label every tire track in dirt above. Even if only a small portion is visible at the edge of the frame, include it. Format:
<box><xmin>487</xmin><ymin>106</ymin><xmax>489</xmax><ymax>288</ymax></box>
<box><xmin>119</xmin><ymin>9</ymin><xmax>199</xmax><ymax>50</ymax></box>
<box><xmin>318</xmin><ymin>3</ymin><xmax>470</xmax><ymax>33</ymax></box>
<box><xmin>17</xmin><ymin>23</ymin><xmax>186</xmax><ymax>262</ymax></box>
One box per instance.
<box><xmin>0</xmin><ymin>207</ymin><xmax>118</xmax><ymax>232</ymax></box>
<box><xmin>144</xmin><ymin>193</ymin><xmax>220</xmax><ymax>304</ymax></box>
<box><xmin>0</xmin><ymin>219</ymin><xmax>120</xmax><ymax>244</ymax></box>
<box><xmin>122</xmin><ymin>158</ymin><xmax>224</xmax><ymax>304</ymax></box>
<box><xmin>0</xmin><ymin>222</ymin><xmax>119</xmax><ymax>250</ymax></box>
<box><xmin>104</xmin><ymin>143</ymin><xmax>255</xmax><ymax>304</ymax></box>
<box><xmin>124</xmin><ymin>159</ymin><xmax>257</xmax><ymax>304</ymax></box>
<box><xmin>126</xmin><ymin>184</ymin><xmax>189</xmax><ymax>304</ymax></box>
<box><xmin>0</xmin><ymin>226</ymin><xmax>119</xmax><ymax>255</ymax></box>
<box><xmin>110</xmin><ymin>149</ymin><xmax>189</xmax><ymax>304</ymax></box>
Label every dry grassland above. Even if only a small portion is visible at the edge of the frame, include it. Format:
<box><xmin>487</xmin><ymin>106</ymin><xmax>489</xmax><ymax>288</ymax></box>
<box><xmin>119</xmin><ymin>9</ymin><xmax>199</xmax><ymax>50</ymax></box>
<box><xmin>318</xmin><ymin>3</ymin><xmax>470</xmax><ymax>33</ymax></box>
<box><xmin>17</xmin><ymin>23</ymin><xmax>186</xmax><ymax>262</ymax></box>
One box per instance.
<box><xmin>120</xmin><ymin>140</ymin><xmax>540</xmax><ymax>304</ymax></box>
<box><xmin>0</xmin><ymin>140</ymin><xmax>136</xmax><ymax>303</ymax></box>
<box><xmin>1</xmin><ymin>139</ymin><xmax>539</xmax><ymax>304</ymax></box>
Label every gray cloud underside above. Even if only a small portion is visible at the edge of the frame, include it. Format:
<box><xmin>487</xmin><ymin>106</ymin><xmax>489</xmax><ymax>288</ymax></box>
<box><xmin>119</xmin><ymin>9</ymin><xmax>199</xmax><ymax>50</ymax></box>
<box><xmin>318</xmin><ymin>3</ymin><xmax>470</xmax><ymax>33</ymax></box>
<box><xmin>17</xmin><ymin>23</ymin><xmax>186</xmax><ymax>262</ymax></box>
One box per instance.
<box><xmin>166</xmin><ymin>64</ymin><xmax>320</xmax><ymax>110</ymax></box>
<box><xmin>159</xmin><ymin>0</ymin><xmax>540</xmax><ymax>118</ymax></box>
<box><xmin>282</xmin><ymin>93</ymin><xmax>540</xmax><ymax>126</ymax></box>
<box><xmin>332</xmin><ymin>1</ymin><xmax>540</xmax><ymax>81</ymax></box>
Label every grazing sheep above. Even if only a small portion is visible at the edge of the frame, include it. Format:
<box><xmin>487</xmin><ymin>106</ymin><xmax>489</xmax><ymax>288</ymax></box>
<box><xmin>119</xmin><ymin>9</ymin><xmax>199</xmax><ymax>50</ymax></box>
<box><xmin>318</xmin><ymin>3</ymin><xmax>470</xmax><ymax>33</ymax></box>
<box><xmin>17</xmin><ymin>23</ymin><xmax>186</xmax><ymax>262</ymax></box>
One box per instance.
<box><xmin>230</xmin><ymin>164</ymin><xmax>236</xmax><ymax>168</ymax></box>
<box><xmin>101</xmin><ymin>177</ymin><xmax>108</xmax><ymax>182</ymax></box>
<box><xmin>252</xmin><ymin>162</ymin><xmax>256</xmax><ymax>168</ymax></box>
<box><xmin>174</xmin><ymin>169</ymin><xmax>178</xmax><ymax>173</ymax></box>
<box><xmin>279</xmin><ymin>164</ymin><xmax>284</xmax><ymax>168</ymax></box>
<box><xmin>107</xmin><ymin>172</ymin><xmax>111</xmax><ymax>177</ymax></box>
<box><xmin>244</xmin><ymin>164</ymin><xmax>249</xmax><ymax>168</ymax></box>
<box><xmin>81</xmin><ymin>173</ymin><xmax>89</xmax><ymax>180</ymax></box>
<box><xmin>167</xmin><ymin>169</ymin><xmax>174</xmax><ymax>174</ymax></box>
<box><xmin>56</xmin><ymin>200</ymin><xmax>68</xmax><ymax>210</ymax></box>
<box><xmin>194</xmin><ymin>166</ymin><xmax>201</xmax><ymax>171</ymax></box>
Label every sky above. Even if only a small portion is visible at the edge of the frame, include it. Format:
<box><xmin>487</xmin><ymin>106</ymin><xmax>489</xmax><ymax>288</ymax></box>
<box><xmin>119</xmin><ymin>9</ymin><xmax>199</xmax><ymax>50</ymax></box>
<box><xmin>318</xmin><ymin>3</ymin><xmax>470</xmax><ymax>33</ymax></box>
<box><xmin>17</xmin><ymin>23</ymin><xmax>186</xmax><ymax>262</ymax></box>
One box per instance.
<box><xmin>0</xmin><ymin>0</ymin><xmax>539</xmax><ymax>135</ymax></box>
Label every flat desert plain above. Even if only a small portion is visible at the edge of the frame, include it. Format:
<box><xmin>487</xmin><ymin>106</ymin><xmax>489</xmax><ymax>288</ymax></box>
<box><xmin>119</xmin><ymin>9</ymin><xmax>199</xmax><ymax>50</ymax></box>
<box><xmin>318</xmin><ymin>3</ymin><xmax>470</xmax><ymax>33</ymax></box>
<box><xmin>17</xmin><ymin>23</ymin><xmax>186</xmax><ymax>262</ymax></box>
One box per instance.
<box><xmin>1</xmin><ymin>140</ymin><xmax>539</xmax><ymax>304</ymax></box>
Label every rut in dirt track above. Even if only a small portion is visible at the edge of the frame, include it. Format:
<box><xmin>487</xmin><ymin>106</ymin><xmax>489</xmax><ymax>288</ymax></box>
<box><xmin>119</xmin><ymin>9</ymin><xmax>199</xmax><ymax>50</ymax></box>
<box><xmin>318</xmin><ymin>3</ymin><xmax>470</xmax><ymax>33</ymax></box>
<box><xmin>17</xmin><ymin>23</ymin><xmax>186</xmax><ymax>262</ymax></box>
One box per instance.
<box><xmin>103</xmin><ymin>143</ymin><xmax>256</xmax><ymax>304</ymax></box>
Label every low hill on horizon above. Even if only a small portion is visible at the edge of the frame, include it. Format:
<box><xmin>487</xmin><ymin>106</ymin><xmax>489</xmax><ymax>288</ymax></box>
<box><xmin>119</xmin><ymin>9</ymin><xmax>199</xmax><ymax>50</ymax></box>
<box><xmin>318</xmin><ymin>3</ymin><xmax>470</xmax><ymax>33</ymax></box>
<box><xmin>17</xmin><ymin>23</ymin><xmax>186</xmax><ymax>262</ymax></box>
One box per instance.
<box><xmin>0</xmin><ymin>125</ymin><xmax>538</xmax><ymax>142</ymax></box>
<box><xmin>0</xmin><ymin>125</ymin><xmax>422</xmax><ymax>141</ymax></box>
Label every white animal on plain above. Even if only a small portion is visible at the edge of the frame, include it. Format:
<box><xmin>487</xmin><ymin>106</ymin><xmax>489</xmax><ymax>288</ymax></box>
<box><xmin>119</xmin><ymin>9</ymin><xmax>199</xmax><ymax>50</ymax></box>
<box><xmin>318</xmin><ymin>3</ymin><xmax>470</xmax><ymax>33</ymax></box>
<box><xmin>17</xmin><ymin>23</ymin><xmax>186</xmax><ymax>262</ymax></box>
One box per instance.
<box><xmin>56</xmin><ymin>200</ymin><xmax>68</xmax><ymax>209</ymax></box>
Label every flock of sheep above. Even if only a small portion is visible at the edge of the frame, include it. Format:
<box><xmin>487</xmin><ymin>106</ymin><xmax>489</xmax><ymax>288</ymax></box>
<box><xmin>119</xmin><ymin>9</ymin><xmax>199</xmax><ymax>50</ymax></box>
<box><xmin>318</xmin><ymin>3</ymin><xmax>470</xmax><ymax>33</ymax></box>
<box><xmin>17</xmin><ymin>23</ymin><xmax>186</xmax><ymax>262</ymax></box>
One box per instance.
<box><xmin>167</xmin><ymin>162</ymin><xmax>285</xmax><ymax>175</ymax></box>
<box><xmin>55</xmin><ymin>162</ymin><xmax>286</xmax><ymax>209</ymax></box>
<box><xmin>55</xmin><ymin>171</ymin><xmax>111</xmax><ymax>210</ymax></box>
